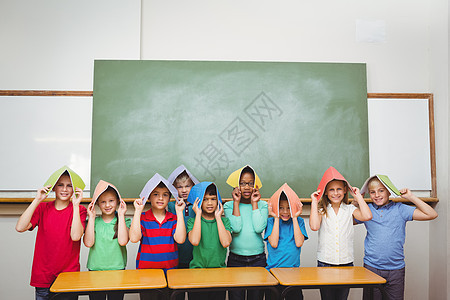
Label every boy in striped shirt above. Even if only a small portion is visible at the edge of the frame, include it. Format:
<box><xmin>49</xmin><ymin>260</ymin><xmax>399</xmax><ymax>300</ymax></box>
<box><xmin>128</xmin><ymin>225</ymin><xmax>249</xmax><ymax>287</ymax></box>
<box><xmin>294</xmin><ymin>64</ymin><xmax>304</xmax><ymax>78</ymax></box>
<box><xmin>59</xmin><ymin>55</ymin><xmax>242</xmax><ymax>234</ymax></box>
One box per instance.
<box><xmin>130</xmin><ymin>173</ymin><xmax>186</xmax><ymax>270</ymax></box>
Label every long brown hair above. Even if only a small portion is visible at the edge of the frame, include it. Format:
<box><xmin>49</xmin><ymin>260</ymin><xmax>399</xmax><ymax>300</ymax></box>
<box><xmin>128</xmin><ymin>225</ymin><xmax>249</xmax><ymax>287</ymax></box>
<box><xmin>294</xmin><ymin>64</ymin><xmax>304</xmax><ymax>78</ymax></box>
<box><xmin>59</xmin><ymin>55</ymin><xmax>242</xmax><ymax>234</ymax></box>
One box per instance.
<box><xmin>317</xmin><ymin>180</ymin><xmax>349</xmax><ymax>217</ymax></box>
<box><xmin>98</xmin><ymin>186</ymin><xmax>120</xmax><ymax>239</ymax></box>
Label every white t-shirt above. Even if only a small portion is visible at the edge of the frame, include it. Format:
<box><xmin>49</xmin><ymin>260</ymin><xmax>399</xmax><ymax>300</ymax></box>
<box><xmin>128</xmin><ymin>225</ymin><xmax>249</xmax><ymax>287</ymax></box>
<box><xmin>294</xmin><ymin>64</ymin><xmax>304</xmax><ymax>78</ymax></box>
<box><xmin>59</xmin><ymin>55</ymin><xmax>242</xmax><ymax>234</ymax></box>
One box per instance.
<box><xmin>317</xmin><ymin>202</ymin><xmax>357</xmax><ymax>265</ymax></box>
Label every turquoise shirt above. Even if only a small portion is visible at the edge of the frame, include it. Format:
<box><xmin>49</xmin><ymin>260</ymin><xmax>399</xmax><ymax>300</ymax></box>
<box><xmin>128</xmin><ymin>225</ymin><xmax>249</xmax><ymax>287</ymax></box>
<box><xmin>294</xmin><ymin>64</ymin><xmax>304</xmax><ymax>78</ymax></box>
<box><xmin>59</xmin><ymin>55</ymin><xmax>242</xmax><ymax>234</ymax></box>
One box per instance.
<box><xmin>223</xmin><ymin>200</ymin><xmax>268</xmax><ymax>256</ymax></box>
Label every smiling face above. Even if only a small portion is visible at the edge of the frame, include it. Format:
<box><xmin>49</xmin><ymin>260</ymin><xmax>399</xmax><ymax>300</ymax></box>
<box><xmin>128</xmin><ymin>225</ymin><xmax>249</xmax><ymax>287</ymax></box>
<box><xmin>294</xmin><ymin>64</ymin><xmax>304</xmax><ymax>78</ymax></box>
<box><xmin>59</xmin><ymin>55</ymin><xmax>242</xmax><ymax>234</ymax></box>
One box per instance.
<box><xmin>368</xmin><ymin>178</ymin><xmax>391</xmax><ymax>207</ymax></box>
<box><xmin>97</xmin><ymin>189</ymin><xmax>119</xmax><ymax>216</ymax></box>
<box><xmin>239</xmin><ymin>172</ymin><xmax>255</xmax><ymax>201</ymax></box>
<box><xmin>279</xmin><ymin>199</ymin><xmax>291</xmax><ymax>221</ymax></box>
<box><xmin>324</xmin><ymin>180</ymin><xmax>347</xmax><ymax>205</ymax></box>
<box><xmin>149</xmin><ymin>185</ymin><xmax>170</xmax><ymax>211</ymax></box>
<box><xmin>53</xmin><ymin>174</ymin><xmax>73</xmax><ymax>201</ymax></box>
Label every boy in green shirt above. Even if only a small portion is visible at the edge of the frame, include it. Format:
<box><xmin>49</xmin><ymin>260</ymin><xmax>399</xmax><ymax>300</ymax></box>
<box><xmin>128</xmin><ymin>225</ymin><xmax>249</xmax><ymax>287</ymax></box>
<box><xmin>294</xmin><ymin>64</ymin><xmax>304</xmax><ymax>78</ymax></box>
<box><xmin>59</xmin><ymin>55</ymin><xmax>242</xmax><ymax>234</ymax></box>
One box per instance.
<box><xmin>187</xmin><ymin>182</ymin><xmax>232</xmax><ymax>300</ymax></box>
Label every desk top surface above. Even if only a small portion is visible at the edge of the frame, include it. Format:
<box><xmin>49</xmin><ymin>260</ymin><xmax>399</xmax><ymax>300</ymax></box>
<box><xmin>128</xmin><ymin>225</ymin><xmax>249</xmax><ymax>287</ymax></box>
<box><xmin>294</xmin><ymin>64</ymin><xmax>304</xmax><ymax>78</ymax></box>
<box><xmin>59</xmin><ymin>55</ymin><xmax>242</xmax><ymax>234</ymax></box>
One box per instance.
<box><xmin>270</xmin><ymin>267</ymin><xmax>386</xmax><ymax>286</ymax></box>
<box><xmin>50</xmin><ymin>269</ymin><xmax>167</xmax><ymax>293</ymax></box>
<box><xmin>167</xmin><ymin>267</ymin><xmax>278</xmax><ymax>289</ymax></box>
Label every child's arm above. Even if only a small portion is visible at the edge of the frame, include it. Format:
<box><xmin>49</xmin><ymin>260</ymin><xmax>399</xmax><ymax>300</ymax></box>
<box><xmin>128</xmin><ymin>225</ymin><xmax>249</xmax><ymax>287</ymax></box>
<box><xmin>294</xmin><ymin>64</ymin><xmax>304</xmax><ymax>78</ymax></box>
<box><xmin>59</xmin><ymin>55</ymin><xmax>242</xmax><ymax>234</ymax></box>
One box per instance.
<box><xmin>231</xmin><ymin>187</ymin><xmax>241</xmax><ymax>217</ymax></box>
<box><xmin>400</xmin><ymin>188</ymin><xmax>438</xmax><ymax>221</ymax></box>
<box><xmin>83</xmin><ymin>202</ymin><xmax>96</xmax><ymax>247</ymax></box>
<box><xmin>173</xmin><ymin>198</ymin><xmax>187</xmax><ymax>244</ymax></box>
<box><xmin>309</xmin><ymin>190</ymin><xmax>322</xmax><ymax>231</ymax></box>
<box><xmin>188</xmin><ymin>198</ymin><xmax>202</xmax><ymax>246</ymax></box>
<box><xmin>224</xmin><ymin>197</ymin><xmax>242</xmax><ymax>233</ymax></box>
<box><xmin>267</xmin><ymin>203</ymin><xmax>280</xmax><ymax>248</ymax></box>
<box><xmin>117</xmin><ymin>200</ymin><xmax>129</xmax><ymax>246</ymax></box>
<box><xmin>251</xmin><ymin>185</ymin><xmax>261</xmax><ymax>211</ymax></box>
<box><xmin>350</xmin><ymin>187</ymin><xmax>372</xmax><ymax>222</ymax></box>
<box><xmin>292</xmin><ymin>203</ymin><xmax>305</xmax><ymax>248</ymax></box>
<box><xmin>251</xmin><ymin>186</ymin><xmax>268</xmax><ymax>233</ymax></box>
<box><xmin>71</xmin><ymin>187</ymin><xmax>85</xmax><ymax>241</ymax></box>
<box><xmin>16</xmin><ymin>185</ymin><xmax>50</xmax><ymax>232</ymax></box>
<box><xmin>129</xmin><ymin>198</ymin><xmax>144</xmax><ymax>243</ymax></box>
<box><xmin>215</xmin><ymin>202</ymin><xmax>232</xmax><ymax>248</ymax></box>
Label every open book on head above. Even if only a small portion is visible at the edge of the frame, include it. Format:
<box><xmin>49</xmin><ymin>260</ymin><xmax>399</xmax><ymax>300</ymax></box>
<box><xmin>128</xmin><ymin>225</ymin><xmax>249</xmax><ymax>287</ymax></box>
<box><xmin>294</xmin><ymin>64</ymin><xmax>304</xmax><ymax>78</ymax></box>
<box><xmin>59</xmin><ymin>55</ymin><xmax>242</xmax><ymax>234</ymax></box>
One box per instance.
<box><xmin>360</xmin><ymin>174</ymin><xmax>401</xmax><ymax>197</ymax></box>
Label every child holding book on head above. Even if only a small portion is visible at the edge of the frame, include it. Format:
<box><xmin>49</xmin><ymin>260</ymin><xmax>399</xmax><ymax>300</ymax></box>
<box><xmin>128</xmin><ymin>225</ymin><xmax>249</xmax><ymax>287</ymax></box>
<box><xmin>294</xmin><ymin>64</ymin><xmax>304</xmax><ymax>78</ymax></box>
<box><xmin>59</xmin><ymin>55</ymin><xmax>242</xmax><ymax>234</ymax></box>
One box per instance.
<box><xmin>223</xmin><ymin>165</ymin><xmax>268</xmax><ymax>300</ymax></box>
<box><xmin>167</xmin><ymin>165</ymin><xmax>200</xmax><ymax>269</ymax></box>
<box><xmin>83</xmin><ymin>180</ymin><xmax>131</xmax><ymax>300</ymax></box>
<box><xmin>187</xmin><ymin>182</ymin><xmax>232</xmax><ymax>300</ymax></box>
<box><xmin>129</xmin><ymin>173</ymin><xmax>186</xmax><ymax>271</ymax></box>
<box><xmin>15</xmin><ymin>166</ymin><xmax>87</xmax><ymax>300</ymax></box>
<box><xmin>357</xmin><ymin>175</ymin><xmax>437</xmax><ymax>300</ymax></box>
<box><xmin>265</xmin><ymin>184</ymin><xmax>308</xmax><ymax>300</ymax></box>
<box><xmin>309</xmin><ymin>166</ymin><xmax>372</xmax><ymax>300</ymax></box>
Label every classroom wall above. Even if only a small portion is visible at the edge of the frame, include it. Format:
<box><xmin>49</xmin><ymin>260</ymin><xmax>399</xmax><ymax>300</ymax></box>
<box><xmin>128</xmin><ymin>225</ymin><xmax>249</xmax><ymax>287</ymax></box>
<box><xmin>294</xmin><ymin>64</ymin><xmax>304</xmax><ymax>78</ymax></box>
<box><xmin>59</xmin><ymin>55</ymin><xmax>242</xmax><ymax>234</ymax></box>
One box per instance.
<box><xmin>0</xmin><ymin>1</ymin><xmax>448</xmax><ymax>300</ymax></box>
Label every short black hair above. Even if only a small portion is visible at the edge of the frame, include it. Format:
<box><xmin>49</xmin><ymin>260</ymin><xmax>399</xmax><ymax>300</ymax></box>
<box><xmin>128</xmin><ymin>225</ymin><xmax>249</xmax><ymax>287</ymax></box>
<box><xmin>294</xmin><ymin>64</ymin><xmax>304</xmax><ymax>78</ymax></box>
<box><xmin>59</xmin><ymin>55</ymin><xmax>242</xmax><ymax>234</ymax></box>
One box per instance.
<box><xmin>205</xmin><ymin>184</ymin><xmax>217</xmax><ymax>196</ymax></box>
<box><xmin>280</xmin><ymin>191</ymin><xmax>288</xmax><ymax>201</ymax></box>
<box><xmin>240</xmin><ymin>166</ymin><xmax>255</xmax><ymax>179</ymax></box>
<box><xmin>157</xmin><ymin>182</ymin><xmax>167</xmax><ymax>189</ymax></box>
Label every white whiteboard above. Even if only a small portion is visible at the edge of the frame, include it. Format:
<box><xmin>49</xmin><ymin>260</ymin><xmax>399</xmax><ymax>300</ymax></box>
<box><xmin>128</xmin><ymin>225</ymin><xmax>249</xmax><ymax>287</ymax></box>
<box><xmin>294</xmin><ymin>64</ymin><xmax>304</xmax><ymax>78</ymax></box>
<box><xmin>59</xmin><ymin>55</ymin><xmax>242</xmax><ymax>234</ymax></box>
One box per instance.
<box><xmin>368</xmin><ymin>98</ymin><xmax>432</xmax><ymax>191</ymax></box>
<box><xmin>0</xmin><ymin>97</ymin><xmax>92</xmax><ymax>190</ymax></box>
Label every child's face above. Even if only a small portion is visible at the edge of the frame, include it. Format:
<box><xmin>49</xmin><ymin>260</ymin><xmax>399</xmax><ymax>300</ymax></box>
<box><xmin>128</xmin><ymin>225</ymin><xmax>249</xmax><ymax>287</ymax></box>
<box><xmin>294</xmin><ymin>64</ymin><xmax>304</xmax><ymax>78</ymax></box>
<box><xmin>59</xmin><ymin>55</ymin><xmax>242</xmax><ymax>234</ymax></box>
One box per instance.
<box><xmin>175</xmin><ymin>179</ymin><xmax>193</xmax><ymax>201</ymax></box>
<box><xmin>239</xmin><ymin>172</ymin><xmax>255</xmax><ymax>200</ymax></box>
<box><xmin>201</xmin><ymin>194</ymin><xmax>218</xmax><ymax>215</ymax></box>
<box><xmin>369</xmin><ymin>181</ymin><xmax>391</xmax><ymax>206</ymax></box>
<box><xmin>53</xmin><ymin>175</ymin><xmax>73</xmax><ymax>201</ymax></box>
<box><xmin>324</xmin><ymin>180</ymin><xmax>347</xmax><ymax>205</ymax></box>
<box><xmin>149</xmin><ymin>186</ymin><xmax>170</xmax><ymax>210</ymax></box>
<box><xmin>97</xmin><ymin>190</ymin><xmax>118</xmax><ymax>216</ymax></box>
<box><xmin>279</xmin><ymin>200</ymin><xmax>291</xmax><ymax>221</ymax></box>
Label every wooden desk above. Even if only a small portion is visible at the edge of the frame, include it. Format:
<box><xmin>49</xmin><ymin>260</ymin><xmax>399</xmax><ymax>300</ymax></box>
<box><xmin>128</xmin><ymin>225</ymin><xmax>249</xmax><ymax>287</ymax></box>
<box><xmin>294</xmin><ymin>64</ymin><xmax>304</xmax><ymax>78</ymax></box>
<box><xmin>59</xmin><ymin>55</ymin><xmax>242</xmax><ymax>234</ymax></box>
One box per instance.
<box><xmin>167</xmin><ymin>267</ymin><xmax>279</xmax><ymax>300</ymax></box>
<box><xmin>270</xmin><ymin>267</ymin><xmax>387</xmax><ymax>299</ymax></box>
<box><xmin>50</xmin><ymin>269</ymin><xmax>167</xmax><ymax>299</ymax></box>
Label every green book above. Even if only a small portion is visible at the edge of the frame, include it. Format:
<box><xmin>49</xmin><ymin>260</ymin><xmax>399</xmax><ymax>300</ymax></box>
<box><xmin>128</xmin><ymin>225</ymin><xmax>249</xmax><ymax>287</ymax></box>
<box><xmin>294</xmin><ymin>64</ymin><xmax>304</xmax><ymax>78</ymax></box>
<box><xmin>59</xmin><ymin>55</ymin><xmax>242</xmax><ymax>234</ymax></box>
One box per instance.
<box><xmin>361</xmin><ymin>174</ymin><xmax>401</xmax><ymax>196</ymax></box>
<box><xmin>43</xmin><ymin>165</ymin><xmax>85</xmax><ymax>195</ymax></box>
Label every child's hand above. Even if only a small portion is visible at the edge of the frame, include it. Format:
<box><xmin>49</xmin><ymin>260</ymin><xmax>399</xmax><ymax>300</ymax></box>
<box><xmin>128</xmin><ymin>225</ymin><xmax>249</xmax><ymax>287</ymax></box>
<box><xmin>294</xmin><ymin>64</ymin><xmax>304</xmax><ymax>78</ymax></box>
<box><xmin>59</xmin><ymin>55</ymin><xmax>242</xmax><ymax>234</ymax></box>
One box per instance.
<box><xmin>72</xmin><ymin>187</ymin><xmax>83</xmax><ymax>206</ymax></box>
<box><xmin>215</xmin><ymin>202</ymin><xmax>223</xmax><ymax>219</ymax></box>
<box><xmin>193</xmin><ymin>198</ymin><xmax>202</xmax><ymax>215</ymax></box>
<box><xmin>349</xmin><ymin>186</ymin><xmax>362</xmax><ymax>197</ymax></box>
<box><xmin>311</xmin><ymin>190</ymin><xmax>320</xmax><ymax>203</ymax></box>
<box><xmin>251</xmin><ymin>185</ymin><xmax>261</xmax><ymax>204</ymax></box>
<box><xmin>118</xmin><ymin>200</ymin><xmax>127</xmax><ymax>216</ymax></box>
<box><xmin>400</xmin><ymin>188</ymin><xmax>413</xmax><ymax>200</ymax></box>
<box><xmin>232</xmin><ymin>187</ymin><xmax>241</xmax><ymax>203</ymax></box>
<box><xmin>133</xmin><ymin>198</ymin><xmax>145</xmax><ymax>212</ymax></box>
<box><xmin>293</xmin><ymin>202</ymin><xmax>303</xmax><ymax>218</ymax></box>
<box><xmin>35</xmin><ymin>185</ymin><xmax>51</xmax><ymax>202</ymax></box>
<box><xmin>175</xmin><ymin>198</ymin><xmax>186</xmax><ymax>213</ymax></box>
<box><xmin>87</xmin><ymin>202</ymin><xmax>96</xmax><ymax>219</ymax></box>
<box><xmin>268</xmin><ymin>203</ymin><xmax>278</xmax><ymax>218</ymax></box>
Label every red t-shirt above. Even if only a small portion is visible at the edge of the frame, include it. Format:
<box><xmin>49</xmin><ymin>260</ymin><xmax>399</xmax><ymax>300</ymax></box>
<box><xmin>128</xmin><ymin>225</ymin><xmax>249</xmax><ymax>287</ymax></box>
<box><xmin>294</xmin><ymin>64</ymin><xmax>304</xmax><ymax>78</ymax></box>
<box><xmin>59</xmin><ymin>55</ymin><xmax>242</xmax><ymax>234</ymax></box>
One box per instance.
<box><xmin>29</xmin><ymin>201</ymin><xmax>87</xmax><ymax>287</ymax></box>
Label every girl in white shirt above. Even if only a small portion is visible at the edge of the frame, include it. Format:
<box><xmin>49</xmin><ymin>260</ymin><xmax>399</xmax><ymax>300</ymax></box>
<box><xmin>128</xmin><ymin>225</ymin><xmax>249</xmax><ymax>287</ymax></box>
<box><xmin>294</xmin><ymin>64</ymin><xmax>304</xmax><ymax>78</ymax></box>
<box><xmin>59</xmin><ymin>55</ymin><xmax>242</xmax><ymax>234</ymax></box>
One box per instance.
<box><xmin>309</xmin><ymin>167</ymin><xmax>372</xmax><ymax>300</ymax></box>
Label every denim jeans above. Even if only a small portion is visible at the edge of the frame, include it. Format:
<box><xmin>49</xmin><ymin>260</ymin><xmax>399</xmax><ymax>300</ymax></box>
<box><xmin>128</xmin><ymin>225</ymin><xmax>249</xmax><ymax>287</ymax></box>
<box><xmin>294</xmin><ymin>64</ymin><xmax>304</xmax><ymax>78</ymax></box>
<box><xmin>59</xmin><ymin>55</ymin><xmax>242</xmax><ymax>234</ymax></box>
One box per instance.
<box><xmin>317</xmin><ymin>261</ymin><xmax>354</xmax><ymax>300</ymax></box>
<box><xmin>35</xmin><ymin>287</ymin><xmax>78</xmax><ymax>300</ymax></box>
<box><xmin>227</xmin><ymin>252</ymin><xmax>267</xmax><ymax>300</ymax></box>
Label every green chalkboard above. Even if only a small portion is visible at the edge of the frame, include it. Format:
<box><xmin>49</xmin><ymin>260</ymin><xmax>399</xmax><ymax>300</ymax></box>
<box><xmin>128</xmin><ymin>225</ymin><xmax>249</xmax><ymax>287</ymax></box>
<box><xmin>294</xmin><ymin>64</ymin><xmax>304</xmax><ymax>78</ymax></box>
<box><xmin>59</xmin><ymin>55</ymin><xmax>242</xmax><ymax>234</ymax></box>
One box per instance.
<box><xmin>91</xmin><ymin>60</ymin><xmax>368</xmax><ymax>198</ymax></box>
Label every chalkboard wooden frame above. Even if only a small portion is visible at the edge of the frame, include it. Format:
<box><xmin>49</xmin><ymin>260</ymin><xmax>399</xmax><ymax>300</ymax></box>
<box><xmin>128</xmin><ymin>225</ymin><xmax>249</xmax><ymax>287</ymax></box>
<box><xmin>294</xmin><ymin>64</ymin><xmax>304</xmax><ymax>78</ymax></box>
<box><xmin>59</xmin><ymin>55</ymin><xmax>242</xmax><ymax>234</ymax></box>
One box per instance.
<box><xmin>367</xmin><ymin>93</ymin><xmax>436</xmax><ymax>197</ymax></box>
